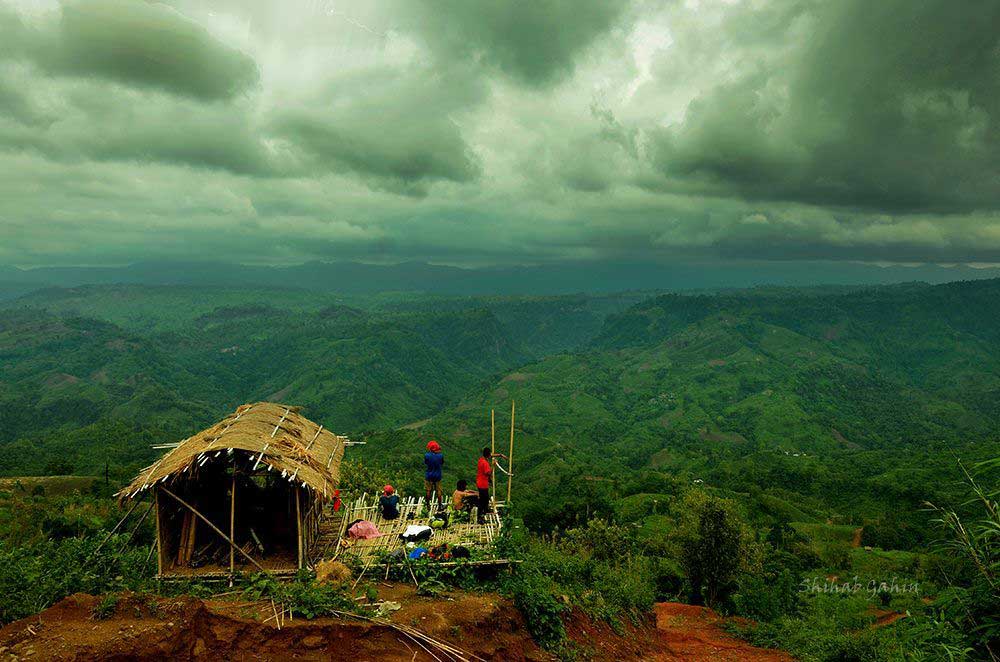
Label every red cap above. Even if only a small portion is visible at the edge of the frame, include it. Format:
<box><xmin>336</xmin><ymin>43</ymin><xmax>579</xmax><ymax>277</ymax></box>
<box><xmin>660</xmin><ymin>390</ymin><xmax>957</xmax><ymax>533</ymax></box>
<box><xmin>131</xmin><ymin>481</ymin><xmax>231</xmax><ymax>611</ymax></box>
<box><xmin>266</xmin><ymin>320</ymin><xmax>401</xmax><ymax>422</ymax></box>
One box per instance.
<box><xmin>427</xmin><ymin>440</ymin><xmax>441</xmax><ymax>452</ymax></box>
<box><xmin>383</xmin><ymin>484</ymin><xmax>394</xmax><ymax>495</ymax></box>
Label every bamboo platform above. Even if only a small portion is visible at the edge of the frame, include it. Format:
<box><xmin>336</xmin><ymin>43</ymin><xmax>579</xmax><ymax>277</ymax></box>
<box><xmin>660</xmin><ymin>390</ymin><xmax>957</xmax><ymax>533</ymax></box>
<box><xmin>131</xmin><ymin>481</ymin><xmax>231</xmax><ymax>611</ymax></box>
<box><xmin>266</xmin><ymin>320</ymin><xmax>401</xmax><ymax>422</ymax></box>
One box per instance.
<box><xmin>326</xmin><ymin>494</ymin><xmax>504</xmax><ymax>566</ymax></box>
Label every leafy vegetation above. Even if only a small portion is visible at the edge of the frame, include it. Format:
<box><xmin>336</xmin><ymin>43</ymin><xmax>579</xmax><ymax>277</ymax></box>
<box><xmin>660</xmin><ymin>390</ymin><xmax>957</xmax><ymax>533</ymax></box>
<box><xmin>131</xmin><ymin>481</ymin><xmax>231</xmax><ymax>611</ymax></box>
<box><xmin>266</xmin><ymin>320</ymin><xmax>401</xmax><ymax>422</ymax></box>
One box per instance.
<box><xmin>0</xmin><ymin>279</ymin><xmax>998</xmax><ymax>659</ymax></box>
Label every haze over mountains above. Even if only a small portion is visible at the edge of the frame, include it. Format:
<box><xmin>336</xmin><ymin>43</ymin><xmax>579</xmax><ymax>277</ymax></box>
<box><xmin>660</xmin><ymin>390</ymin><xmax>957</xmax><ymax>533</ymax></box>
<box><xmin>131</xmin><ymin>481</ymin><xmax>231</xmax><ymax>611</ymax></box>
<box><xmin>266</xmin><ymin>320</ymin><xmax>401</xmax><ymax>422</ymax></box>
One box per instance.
<box><xmin>2</xmin><ymin>259</ymin><xmax>999</xmax><ymax>298</ymax></box>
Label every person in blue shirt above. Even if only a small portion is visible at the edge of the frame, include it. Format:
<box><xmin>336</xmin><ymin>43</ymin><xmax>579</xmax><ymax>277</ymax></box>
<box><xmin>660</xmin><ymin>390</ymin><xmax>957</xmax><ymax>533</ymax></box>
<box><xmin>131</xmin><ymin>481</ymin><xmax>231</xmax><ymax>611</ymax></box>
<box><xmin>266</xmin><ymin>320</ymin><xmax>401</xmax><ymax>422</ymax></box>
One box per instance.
<box><xmin>379</xmin><ymin>484</ymin><xmax>400</xmax><ymax>520</ymax></box>
<box><xmin>424</xmin><ymin>440</ymin><xmax>444</xmax><ymax>511</ymax></box>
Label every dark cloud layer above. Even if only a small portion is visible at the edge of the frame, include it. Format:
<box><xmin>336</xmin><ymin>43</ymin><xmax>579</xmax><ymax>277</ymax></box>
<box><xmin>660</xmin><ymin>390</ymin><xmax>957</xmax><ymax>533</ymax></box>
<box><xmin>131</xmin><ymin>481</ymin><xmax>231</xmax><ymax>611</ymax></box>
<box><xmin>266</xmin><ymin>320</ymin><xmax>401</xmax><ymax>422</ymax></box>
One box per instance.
<box><xmin>38</xmin><ymin>0</ymin><xmax>260</xmax><ymax>100</ymax></box>
<box><xmin>652</xmin><ymin>0</ymin><xmax>1000</xmax><ymax>214</ymax></box>
<box><xmin>402</xmin><ymin>0</ymin><xmax>629</xmax><ymax>86</ymax></box>
<box><xmin>1</xmin><ymin>0</ymin><xmax>1000</xmax><ymax>267</ymax></box>
<box><xmin>273</xmin><ymin>65</ymin><xmax>485</xmax><ymax>194</ymax></box>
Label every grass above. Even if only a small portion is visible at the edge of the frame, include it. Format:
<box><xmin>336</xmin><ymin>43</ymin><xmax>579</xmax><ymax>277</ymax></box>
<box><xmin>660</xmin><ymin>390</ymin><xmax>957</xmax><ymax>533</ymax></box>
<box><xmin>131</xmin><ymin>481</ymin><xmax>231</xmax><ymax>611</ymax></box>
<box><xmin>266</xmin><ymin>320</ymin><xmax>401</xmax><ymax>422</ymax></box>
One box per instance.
<box><xmin>0</xmin><ymin>476</ymin><xmax>100</xmax><ymax>496</ymax></box>
<box><xmin>791</xmin><ymin>522</ymin><xmax>858</xmax><ymax>545</ymax></box>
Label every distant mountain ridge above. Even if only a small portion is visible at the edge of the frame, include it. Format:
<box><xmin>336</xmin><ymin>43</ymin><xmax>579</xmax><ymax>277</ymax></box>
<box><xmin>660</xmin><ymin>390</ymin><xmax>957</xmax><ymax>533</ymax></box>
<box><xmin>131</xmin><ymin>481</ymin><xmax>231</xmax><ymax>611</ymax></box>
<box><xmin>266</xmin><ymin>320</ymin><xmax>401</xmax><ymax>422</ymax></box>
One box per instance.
<box><xmin>3</xmin><ymin>259</ymin><xmax>999</xmax><ymax>295</ymax></box>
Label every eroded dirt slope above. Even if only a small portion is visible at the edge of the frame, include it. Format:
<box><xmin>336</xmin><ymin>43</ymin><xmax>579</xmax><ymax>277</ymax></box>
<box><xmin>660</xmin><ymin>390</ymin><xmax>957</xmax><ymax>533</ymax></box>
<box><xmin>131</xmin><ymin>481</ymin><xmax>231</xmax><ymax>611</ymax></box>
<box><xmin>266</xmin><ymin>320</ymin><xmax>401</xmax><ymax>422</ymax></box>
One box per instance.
<box><xmin>0</xmin><ymin>591</ymin><xmax>792</xmax><ymax>661</ymax></box>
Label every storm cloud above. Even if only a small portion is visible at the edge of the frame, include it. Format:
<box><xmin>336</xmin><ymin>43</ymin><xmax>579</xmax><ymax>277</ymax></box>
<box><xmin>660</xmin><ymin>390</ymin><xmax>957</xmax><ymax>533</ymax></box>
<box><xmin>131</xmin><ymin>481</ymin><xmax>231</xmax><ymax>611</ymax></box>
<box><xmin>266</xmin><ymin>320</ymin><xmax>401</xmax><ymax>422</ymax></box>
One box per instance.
<box><xmin>1</xmin><ymin>0</ymin><xmax>999</xmax><ymax>267</ymax></box>
<box><xmin>649</xmin><ymin>0</ymin><xmax>1000</xmax><ymax>214</ymax></box>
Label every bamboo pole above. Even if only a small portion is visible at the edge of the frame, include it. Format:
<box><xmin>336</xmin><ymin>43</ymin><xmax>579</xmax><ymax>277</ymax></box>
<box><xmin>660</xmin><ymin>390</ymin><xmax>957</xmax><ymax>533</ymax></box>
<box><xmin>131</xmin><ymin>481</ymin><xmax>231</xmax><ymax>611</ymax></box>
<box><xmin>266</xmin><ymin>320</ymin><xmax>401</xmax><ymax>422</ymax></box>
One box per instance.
<box><xmin>160</xmin><ymin>486</ymin><xmax>268</xmax><ymax>573</ymax></box>
<box><xmin>490</xmin><ymin>409</ymin><xmax>495</xmax><ymax>504</ymax></box>
<box><xmin>295</xmin><ymin>487</ymin><xmax>303</xmax><ymax>569</ymax></box>
<box><xmin>92</xmin><ymin>496</ymin><xmax>143</xmax><ymax>557</ymax></box>
<box><xmin>186</xmin><ymin>515</ymin><xmax>198</xmax><ymax>565</ymax></box>
<box><xmin>155</xmin><ymin>489</ymin><xmax>163</xmax><ymax>576</ymax></box>
<box><xmin>507</xmin><ymin>401</ymin><xmax>515</xmax><ymax>504</ymax></box>
<box><xmin>229</xmin><ymin>472</ymin><xmax>237</xmax><ymax>578</ymax></box>
<box><xmin>125</xmin><ymin>500</ymin><xmax>155</xmax><ymax>544</ymax></box>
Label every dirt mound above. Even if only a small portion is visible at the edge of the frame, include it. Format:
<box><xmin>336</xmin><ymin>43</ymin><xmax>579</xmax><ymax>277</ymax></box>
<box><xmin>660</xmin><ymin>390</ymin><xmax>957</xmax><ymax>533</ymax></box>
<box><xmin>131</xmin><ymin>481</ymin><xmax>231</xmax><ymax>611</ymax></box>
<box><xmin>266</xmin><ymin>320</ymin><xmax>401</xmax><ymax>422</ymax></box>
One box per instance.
<box><xmin>314</xmin><ymin>559</ymin><xmax>352</xmax><ymax>585</ymax></box>
<box><xmin>0</xmin><ymin>592</ymin><xmax>793</xmax><ymax>661</ymax></box>
<box><xmin>0</xmin><ymin>589</ymin><xmax>553</xmax><ymax>661</ymax></box>
<box><xmin>653</xmin><ymin>603</ymin><xmax>793</xmax><ymax>661</ymax></box>
<box><xmin>0</xmin><ymin>593</ymin><xmax>453</xmax><ymax>661</ymax></box>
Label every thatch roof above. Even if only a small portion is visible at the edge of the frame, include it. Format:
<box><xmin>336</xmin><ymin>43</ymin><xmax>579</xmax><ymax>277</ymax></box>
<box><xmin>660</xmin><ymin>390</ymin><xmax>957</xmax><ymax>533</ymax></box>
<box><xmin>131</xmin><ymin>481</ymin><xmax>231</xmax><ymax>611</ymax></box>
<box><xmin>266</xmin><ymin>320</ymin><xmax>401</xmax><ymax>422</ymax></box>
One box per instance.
<box><xmin>119</xmin><ymin>402</ymin><xmax>346</xmax><ymax>501</ymax></box>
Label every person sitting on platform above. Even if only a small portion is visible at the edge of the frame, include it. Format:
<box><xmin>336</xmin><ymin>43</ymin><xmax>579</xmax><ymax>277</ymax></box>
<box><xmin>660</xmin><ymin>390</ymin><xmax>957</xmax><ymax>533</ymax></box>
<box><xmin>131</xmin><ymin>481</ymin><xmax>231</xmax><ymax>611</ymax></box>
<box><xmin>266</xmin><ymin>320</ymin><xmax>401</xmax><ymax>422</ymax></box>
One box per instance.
<box><xmin>379</xmin><ymin>484</ymin><xmax>400</xmax><ymax>520</ymax></box>
<box><xmin>451</xmin><ymin>479</ymin><xmax>478</xmax><ymax>513</ymax></box>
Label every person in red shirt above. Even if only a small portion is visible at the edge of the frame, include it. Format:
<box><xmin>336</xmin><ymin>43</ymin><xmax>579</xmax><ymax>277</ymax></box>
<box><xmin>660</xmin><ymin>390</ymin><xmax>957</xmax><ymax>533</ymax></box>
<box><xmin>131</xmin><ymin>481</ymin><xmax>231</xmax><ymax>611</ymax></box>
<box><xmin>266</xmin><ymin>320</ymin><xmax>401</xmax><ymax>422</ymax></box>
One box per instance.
<box><xmin>475</xmin><ymin>446</ymin><xmax>507</xmax><ymax>524</ymax></box>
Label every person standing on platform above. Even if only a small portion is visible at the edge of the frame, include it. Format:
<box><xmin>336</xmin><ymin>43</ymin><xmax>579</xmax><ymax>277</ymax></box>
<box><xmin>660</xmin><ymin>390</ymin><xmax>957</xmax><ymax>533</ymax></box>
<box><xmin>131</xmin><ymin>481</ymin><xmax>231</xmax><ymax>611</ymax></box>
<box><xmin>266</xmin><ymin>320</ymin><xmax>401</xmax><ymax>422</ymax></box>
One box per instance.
<box><xmin>475</xmin><ymin>446</ymin><xmax>507</xmax><ymax>524</ymax></box>
<box><xmin>424</xmin><ymin>440</ymin><xmax>444</xmax><ymax>512</ymax></box>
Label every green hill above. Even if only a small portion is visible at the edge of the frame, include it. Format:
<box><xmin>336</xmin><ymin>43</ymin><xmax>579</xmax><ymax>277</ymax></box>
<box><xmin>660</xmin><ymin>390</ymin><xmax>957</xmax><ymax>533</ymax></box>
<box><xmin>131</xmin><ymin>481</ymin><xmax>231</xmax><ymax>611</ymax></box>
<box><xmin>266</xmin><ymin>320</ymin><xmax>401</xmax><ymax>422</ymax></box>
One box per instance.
<box><xmin>0</xmin><ymin>284</ymin><xmax>658</xmax><ymax>475</ymax></box>
<box><xmin>357</xmin><ymin>279</ymin><xmax>1000</xmax><ymax>533</ymax></box>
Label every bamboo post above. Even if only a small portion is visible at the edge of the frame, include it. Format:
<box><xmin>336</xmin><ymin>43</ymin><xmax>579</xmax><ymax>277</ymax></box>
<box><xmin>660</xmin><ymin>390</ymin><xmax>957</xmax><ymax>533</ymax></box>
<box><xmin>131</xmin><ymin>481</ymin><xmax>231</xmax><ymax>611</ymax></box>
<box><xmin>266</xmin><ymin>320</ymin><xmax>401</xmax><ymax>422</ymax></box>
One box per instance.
<box><xmin>155</xmin><ymin>488</ymin><xmax>163</xmax><ymax>576</ymax></box>
<box><xmin>160</xmin><ymin>486</ymin><xmax>268</xmax><ymax>573</ymax></box>
<box><xmin>92</xmin><ymin>496</ymin><xmax>143</xmax><ymax>557</ymax></box>
<box><xmin>507</xmin><ymin>400</ymin><xmax>515</xmax><ymax>504</ymax></box>
<box><xmin>229</xmin><ymin>471</ymin><xmax>236</xmax><ymax>579</ymax></box>
<box><xmin>295</xmin><ymin>487</ymin><xmax>303</xmax><ymax>569</ymax></box>
<box><xmin>187</xmin><ymin>515</ymin><xmax>197</xmax><ymax>564</ymax></box>
<box><xmin>490</xmin><ymin>409</ymin><xmax>495</xmax><ymax>504</ymax></box>
<box><xmin>124</xmin><ymin>501</ymin><xmax>154</xmax><ymax>544</ymax></box>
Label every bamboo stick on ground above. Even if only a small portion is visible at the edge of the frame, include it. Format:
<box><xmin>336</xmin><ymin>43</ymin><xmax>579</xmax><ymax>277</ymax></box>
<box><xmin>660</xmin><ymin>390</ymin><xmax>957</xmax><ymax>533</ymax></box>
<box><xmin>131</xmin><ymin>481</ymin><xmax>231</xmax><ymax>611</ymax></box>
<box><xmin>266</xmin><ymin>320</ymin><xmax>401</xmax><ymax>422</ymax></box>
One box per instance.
<box><xmin>271</xmin><ymin>599</ymin><xmax>281</xmax><ymax>630</ymax></box>
<box><xmin>328</xmin><ymin>610</ymin><xmax>481</xmax><ymax>662</ymax></box>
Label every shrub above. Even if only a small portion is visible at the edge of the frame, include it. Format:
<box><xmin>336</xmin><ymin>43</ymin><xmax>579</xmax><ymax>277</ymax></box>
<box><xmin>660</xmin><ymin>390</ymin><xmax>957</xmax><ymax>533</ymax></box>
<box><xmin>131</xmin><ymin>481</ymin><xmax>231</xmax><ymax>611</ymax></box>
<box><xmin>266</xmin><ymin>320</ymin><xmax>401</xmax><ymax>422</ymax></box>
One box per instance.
<box><xmin>733</xmin><ymin>568</ymin><xmax>799</xmax><ymax>622</ymax></box>
<box><xmin>818</xmin><ymin>541</ymin><xmax>853</xmax><ymax>571</ymax></box>
<box><xmin>496</xmin><ymin>517</ymin><xmax>658</xmax><ymax>648</ymax></box>
<box><xmin>504</xmin><ymin>570</ymin><xmax>567</xmax><ymax>647</ymax></box>
<box><xmin>561</xmin><ymin>519</ymin><xmax>638</xmax><ymax>561</ymax></box>
<box><xmin>0</xmin><ymin>535</ymin><xmax>154</xmax><ymax>624</ymax></box>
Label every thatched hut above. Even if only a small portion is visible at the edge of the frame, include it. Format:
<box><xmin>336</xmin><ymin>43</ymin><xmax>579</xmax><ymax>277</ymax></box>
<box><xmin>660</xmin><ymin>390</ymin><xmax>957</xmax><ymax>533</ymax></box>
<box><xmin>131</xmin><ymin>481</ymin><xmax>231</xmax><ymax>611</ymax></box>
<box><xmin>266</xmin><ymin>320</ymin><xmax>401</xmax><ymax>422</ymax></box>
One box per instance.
<box><xmin>119</xmin><ymin>402</ymin><xmax>345</xmax><ymax>578</ymax></box>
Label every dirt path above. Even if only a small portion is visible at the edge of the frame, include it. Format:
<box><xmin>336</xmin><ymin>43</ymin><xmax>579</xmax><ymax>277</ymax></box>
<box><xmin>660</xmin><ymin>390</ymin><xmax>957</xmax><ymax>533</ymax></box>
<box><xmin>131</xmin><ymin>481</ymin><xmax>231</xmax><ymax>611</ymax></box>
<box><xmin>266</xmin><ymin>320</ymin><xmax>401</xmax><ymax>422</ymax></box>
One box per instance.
<box><xmin>652</xmin><ymin>603</ymin><xmax>793</xmax><ymax>661</ymax></box>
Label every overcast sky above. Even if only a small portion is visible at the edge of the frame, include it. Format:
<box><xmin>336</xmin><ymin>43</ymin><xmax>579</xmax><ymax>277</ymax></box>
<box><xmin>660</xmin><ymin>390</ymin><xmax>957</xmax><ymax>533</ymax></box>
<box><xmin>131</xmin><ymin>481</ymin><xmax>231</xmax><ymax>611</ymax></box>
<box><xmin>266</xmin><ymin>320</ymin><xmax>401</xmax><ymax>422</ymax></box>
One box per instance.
<box><xmin>1</xmin><ymin>0</ymin><xmax>999</xmax><ymax>267</ymax></box>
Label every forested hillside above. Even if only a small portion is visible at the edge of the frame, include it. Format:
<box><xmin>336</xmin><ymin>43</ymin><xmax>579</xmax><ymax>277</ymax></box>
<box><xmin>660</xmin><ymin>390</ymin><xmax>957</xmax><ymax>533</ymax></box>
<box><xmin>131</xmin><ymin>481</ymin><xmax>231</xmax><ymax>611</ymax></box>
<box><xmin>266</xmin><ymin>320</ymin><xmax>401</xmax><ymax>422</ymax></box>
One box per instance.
<box><xmin>1</xmin><ymin>279</ymin><xmax>998</xmax><ymax>659</ymax></box>
<box><xmin>0</xmin><ymin>285</ymin><xmax>644</xmax><ymax>474</ymax></box>
<box><xmin>359</xmin><ymin>279</ymin><xmax>1000</xmax><ymax>534</ymax></box>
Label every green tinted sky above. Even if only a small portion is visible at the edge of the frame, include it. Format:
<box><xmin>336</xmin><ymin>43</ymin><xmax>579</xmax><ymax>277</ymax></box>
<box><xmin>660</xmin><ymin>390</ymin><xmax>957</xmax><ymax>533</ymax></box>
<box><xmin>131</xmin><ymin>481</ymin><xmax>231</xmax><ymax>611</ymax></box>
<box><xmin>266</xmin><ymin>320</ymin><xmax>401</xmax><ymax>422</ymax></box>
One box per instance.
<box><xmin>1</xmin><ymin>0</ymin><xmax>999</xmax><ymax>267</ymax></box>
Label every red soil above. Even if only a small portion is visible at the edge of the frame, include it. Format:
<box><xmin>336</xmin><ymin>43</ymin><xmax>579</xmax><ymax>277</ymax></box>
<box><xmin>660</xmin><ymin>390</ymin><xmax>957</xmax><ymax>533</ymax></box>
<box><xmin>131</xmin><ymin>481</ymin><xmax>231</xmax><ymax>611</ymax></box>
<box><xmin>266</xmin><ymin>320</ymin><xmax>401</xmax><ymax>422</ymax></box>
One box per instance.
<box><xmin>870</xmin><ymin>608</ymin><xmax>907</xmax><ymax>628</ymax></box>
<box><xmin>0</xmin><ymin>592</ymin><xmax>793</xmax><ymax>661</ymax></box>
<box><xmin>652</xmin><ymin>603</ymin><xmax>793</xmax><ymax>661</ymax></box>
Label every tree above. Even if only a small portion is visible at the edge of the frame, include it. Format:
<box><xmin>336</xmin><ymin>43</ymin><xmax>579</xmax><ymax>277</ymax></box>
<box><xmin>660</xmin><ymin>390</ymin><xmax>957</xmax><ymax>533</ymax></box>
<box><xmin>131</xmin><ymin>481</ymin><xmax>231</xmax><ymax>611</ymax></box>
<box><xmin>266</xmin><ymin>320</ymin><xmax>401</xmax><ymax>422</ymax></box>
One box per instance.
<box><xmin>673</xmin><ymin>490</ymin><xmax>761</xmax><ymax>606</ymax></box>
